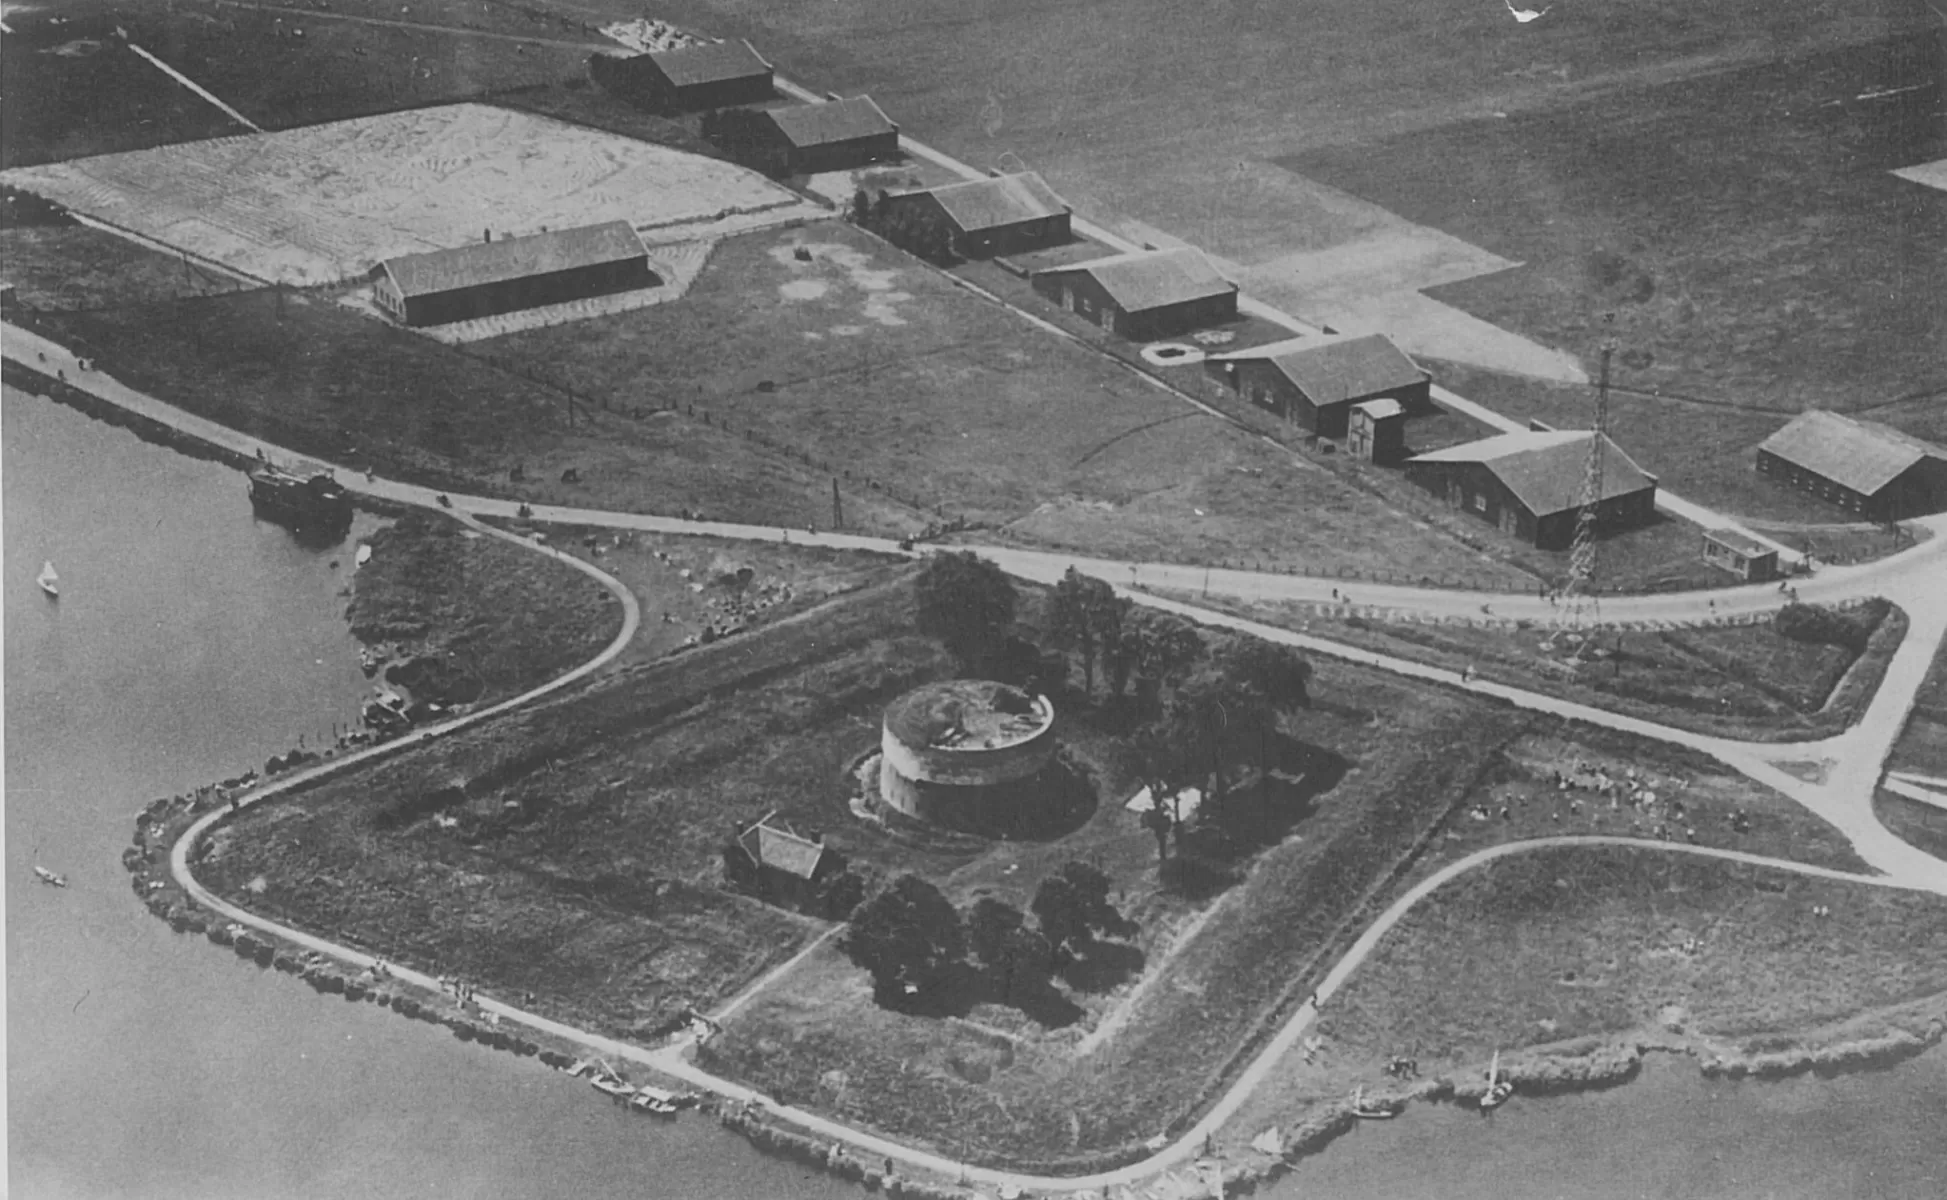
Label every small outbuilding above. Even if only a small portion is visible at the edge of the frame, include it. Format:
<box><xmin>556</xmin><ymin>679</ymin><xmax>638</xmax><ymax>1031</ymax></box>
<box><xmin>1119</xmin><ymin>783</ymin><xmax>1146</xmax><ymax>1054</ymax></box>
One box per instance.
<box><xmin>878</xmin><ymin>172</ymin><xmax>1072</xmax><ymax>259</ymax></box>
<box><xmin>750</xmin><ymin>96</ymin><xmax>899</xmax><ymax>174</ymax></box>
<box><xmin>1405</xmin><ymin>429</ymin><xmax>1659</xmax><ymax>550</ymax></box>
<box><xmin>727</xmin><ymin>815</ymin><xmax>844</xmax><ymax>912</ymax></box>
<box><xmin>1204</xmin><ymin>333</ymin><xmax>1430</xmax><ymax>438</ymax></box>
<box><xmin>1701</xmin><ymin>528</ymin><xmax>1781</xmax><ymax>582</ymax></box>
<box><xmin>370</xmin><ymin>221</ymin><xmax>655</xmax><ymax>327</ymax></box>
<box><xmin>1347</xmin><ymin>397</ymin><xmax>1408</xmax><ymax>465</ymax></box>
<box><xmin>589</xmin><ymin>38</ymin><xmax>774</xmax><ymax>112</ymax></box>
<box><xmin>1030</xmin><ymin>247</ymin><xmax>1237</xmax><ymax>340</ymax></box>
<box><xmin>1755</xmin><ymin>410</ymin><xmax>1947</xmax><ymax>520</ymax></box>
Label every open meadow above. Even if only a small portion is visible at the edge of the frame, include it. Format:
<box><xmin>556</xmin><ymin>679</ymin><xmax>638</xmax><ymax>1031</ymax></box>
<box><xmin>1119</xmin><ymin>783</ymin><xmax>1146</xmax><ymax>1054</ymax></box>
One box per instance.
<box><xmin>1223</xmin><ymin>843</ymin><xmax>1947</xmax><ymax>1154</ymax></box>
<box><xmin>1170</xmin><ymin>590</ymin><xmax>1910</xmax><ymax>744</ymax></box>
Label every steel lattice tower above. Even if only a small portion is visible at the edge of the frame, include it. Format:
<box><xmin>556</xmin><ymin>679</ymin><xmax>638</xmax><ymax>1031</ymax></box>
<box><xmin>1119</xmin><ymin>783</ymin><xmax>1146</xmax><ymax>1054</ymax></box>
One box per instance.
<box><xmin>1562</xmin><ymin>343</ymin><xmax>1615</xmax><ymax>625</ymax></box>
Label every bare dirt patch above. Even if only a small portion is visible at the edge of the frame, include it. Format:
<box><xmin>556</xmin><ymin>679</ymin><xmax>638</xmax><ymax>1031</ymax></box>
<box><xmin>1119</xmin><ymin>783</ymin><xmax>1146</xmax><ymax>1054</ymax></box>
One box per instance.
<box><xmin>1</xmin><ymin>103</ymin><xmax>805</xmax><ymax>285</ymax></box>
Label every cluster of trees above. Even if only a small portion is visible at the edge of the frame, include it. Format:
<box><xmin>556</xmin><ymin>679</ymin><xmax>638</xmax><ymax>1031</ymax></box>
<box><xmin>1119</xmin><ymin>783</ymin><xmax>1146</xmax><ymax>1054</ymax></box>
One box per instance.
<box><xmin>1773</xmin><ymin>599</ymin><xmax>1887</xmax><ymax>654</ymax></box>
<box><xmin>1048</xmin><ymin>568</ymin><xmax>1314</xmax><ymax>863</ymax></box>
<box><xmin>909</xmin><ymin>553</ymin><xmax>1316</xmax><ymax>866</ymax></box>
<box><xmin>841</xmin><ymin>862</ymin><xmax>1132</xmax><ymax>1008</ymax></box>
<box><xmin>849</xmin><ymin>189</ymin><xmax>957</xmax><ymax>264</ymax></box>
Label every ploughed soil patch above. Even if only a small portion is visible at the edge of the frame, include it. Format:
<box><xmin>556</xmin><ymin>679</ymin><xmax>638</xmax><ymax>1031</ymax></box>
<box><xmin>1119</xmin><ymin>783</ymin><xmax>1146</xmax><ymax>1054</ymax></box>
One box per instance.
<box><xmin>477</xmin><ymin>221</ymin><xmax>1511</xmax><ymax>576</ymax></box>
<box><xmin>1181</xmin><ymin>592</ymin><xmax>1907</xmax><ymax>744</ymax></box>
<box><xmin>346</xmin><ymin>513</ymin><xmax>622</xmax><ymax>709</ymax></box>
<box><xmin>1225</xmin><ymin>845</ymin><xmax>1947</xmax><ymax>1154</ymax></box>
<box><xmin>26</xmin><ymin>290</ymin><xmax>917</xmax><ymax>533</ymax></box>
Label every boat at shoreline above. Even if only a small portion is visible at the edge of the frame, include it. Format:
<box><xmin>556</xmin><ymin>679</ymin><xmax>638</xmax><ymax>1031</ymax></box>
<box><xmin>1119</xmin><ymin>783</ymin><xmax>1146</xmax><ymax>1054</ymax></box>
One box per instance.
<box><xmin>1351</xmin><ymin>1084</ymin><xmax>1401</xmax><ymax>1120</ymax></box>
<box><xmin>34</xmin><ymin>864</ymin><xmax>69</xmax><ymax>888</ymax></box>
<box><xmin>247</xmin><ymin>463</ymin><xmax>353</xmax><ymax>532</ymax></box>
<box><xmin>38</xmin><ymin>560</ymin><xmax>60</xmax><ymax>597</ymax></box>
<box><xmin>629</xmin><ymin>1085</ymin><xmax>688</xmax><ymax>1116</ymax></box>
<box><xmin>1480</xmin><ymin>1049</ymin><xmax>1515</xmax><ymax>1110</ymax></box>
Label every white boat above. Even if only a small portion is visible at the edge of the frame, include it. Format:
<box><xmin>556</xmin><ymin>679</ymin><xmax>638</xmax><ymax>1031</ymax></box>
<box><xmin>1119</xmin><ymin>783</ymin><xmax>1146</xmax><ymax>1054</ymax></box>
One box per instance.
<box><xmin>1480</xmin><ymin>1049</ymin><xmax>1514</xmax><ymax>1109</ymax></box>
<box><xmin>33</xmin><ymin>865</ymin><xmax>69</xmax><ymax>888</ymax></box>
<box><xmin>590</xmin><ymin>1074</ymin><xmax>637</xmax><ymax>1101</ymax></box>
<box><xmin>37</xmin><ymin>561</ymin><xmax>59</xmax><ymax>597</ymax></box>
<box><xmin>629</xmin><ymin>1085</ymin><xmax>682</xmax><ymax>1115</ymax></box>
<box><xmin>1350</xmin><ymin>1084</ymin><xmax>1400</xmax><ymax>1120</ymax></box>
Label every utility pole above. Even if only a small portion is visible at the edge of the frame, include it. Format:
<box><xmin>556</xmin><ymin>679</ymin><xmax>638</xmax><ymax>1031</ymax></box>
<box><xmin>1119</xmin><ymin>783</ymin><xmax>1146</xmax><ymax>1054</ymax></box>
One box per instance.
<box><xmin>831</xmin><ymin>477</ymin><xmax>843</xmax><ymax>530</ymax></box>
<box><xmin>1561</xmin><ymin>338</ymin><xmax>1615</xmax><ymax>642</ymax></box>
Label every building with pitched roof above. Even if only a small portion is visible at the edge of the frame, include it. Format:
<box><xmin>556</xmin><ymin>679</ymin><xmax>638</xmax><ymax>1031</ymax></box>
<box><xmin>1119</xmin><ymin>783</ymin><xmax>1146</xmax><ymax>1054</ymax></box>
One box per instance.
<box><xmin>1405</xmin><ymin>429</ymin><xmax>1658</xmax><ymax>549</ymax></box>
<box><xmin>879</xmin><ymin>172</ymin><xmax>1072</xmax><ymax>259</ymax></box>
<box><xmin>1204</xmin><ymin>333</ymin><xmax>1430</xmax><ymax>438</ymax></box>
<box><xmin>1029</xmin><ymin>247</ymin><xmax>1238</xmax><ymax>340</ymax></box>
<box><xmin>589</xmin><ymin>39</ymin><xmax>774</xmax><ymax>112</ymax></box>
<box><xmin>747</xmin><ymin>96</ymin><xmax>899</xmax><ymax>174</ymax></box>
<box><xmin>726</xmin><ymin>815</ymin><xmax>847</xmax><ymax>913</ymax></box>
<box><xmin>1756</xmin><ymin>410</ymin><xmax>1947</xmax><ymax>519</ymax></box>
<box><xmin>370</xmin><ymin>221</ymin><xmax>655</xmax><ymax>327</ymax></box>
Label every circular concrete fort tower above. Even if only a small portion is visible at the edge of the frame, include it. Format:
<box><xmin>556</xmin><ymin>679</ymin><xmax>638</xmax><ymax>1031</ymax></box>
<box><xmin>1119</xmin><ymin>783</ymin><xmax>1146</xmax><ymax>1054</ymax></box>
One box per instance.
<box><xmin>879</xmin><ymin>680</ymin><xmax>1057</xmax><ymax>834</ymax></box>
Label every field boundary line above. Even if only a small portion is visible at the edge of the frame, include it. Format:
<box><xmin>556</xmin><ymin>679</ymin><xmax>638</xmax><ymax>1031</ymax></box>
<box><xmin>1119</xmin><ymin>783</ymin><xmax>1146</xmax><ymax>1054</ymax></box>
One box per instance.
<box><xmin>126</xmin><ymin>41</ymin><xmax>263</xmax><ymax>133</ymax></box>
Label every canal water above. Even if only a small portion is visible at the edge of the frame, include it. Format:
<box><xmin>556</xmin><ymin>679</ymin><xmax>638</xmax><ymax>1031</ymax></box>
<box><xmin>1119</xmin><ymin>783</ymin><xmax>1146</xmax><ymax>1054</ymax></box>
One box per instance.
<box><xmin>4</xmin><ymin>387</ymin><xmax>856</xmax><ymax>1200</ymax></box>
<box><xmin>7</xmin><ymin>384</ymin><xmax>1946</xmax><ymax>1198</ymax></box>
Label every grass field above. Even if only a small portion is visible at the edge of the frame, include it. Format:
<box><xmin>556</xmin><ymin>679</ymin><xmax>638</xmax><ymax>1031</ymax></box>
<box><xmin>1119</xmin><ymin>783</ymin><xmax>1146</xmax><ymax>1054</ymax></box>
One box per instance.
<box><xmin>1170</xmin><ymin>591</ymin><xmax>1908</xmax><ymax>744</ymax></box>
<box><xmin>1428</xmin><ymin>361</ymin><xmax>1947</xmax><ymax>527</ymax></box>
<box><xmin>26</xmin><ymin>288</ymin><xmax>922</xmax><ymax>531</ymax></box>
<box><xmin>1225</xmin><ymin>844</ymin><xmax>1947</xmax><ymax>1150</ymax></box>
<box><xmin>0</xmin><ymin>0</ymin><xmax>598</xmax><ymax>168</ymax></box>
<box><xmin>0</xmin><ymin>223</ymin><xmax>250</xmax><ymax>310</ymax></box>
<box><xmin>1889</xmin><ymin>638</ymin><xmax>1947</xmax><ymax>779</ymax></box>
<box><xmin>485</xmin><ymin>222</ymin><xmax>1531</xmax><ymax>577</ymax></box>
<box><xmin>345</xmin><ymin>512</ymin><xmax>623</xmax><ymax>708</ymax></box>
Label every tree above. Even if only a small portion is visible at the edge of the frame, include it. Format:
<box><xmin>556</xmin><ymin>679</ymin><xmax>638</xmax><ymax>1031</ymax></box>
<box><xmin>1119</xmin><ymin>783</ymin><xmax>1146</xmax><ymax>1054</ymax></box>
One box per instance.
<box><xmin>1116</xmin><ymin>608</ymin><xmax>1206</xmax><ymax>715</ymax></box>
<box><xmin>967</xmin><ymin>896</ymin><xmax>1026</xmax><ymax>969</ymax></box>
<box><xmin>1211</xmin><ymin>636</ymin><xmax>1313</xmax><ymax>778</ymax></box>
<box><xmin>994</xmin><ymin>924</ymin><xmax>1053</xmax><ymax>1003</ymax></box>
<box><xmin>850</xmin><ymin>187</ymin><xmax>871</xmax><ymax>225</ymax></box>
<box><xmin>1031</xmin><ymin>861</ymin><xmax>1130</xmax><ymax>959</ymax></box>
<box><xmin>914</xmin><ymin>551</ymin><xmax>1018</xmax><ymax>671</ymax></box>
<box><xmin>841</xmin><ymin>874</ymin><xmax>965</xmax><ymax>999</ymax></box>
<box><xmin>1049</xmin><ymin>568</ymin><xmax>1099</xmax><ymax>694</ymax></box>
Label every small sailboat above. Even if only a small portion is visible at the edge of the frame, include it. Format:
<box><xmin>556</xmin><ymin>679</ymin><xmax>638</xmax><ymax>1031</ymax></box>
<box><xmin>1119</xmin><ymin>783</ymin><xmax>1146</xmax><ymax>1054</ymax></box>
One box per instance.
<box><xmin>1479</xmin><ymin>1049</ymin><xmax>1514</xmax><ymax>1109</ymax></box>
<box><xmin>590</xmin><ymin>1072</ymin><xmax>637</xmax><ymax>1102</ymax></box>
<box><xmin>34</xmin><ymin>865</ymin><xmax>69</xmax><ymax>888</ymax></box>
<box><xmin>628</xmin><ymin>1084</ymin><xmax>684</xmax><ymax>1116</ymax></box>
<box><xmin>1351</xmin><ymin>1084</ymin><xmax>1401</xmax><ymax>1120</ymax></box>
<box><xmin>37</xmin><ymin>561</ymin><xmax>60</xmax><ymax>597</ymax></box>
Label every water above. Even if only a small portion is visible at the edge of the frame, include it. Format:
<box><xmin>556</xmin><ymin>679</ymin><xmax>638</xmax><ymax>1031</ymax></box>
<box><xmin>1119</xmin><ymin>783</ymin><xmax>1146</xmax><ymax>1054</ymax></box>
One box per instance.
<box><xmin>7</xmin><ymin>384</ymin><xmax>1947</xmax><ymax>1199</ymax></box>
<box><xmin>5</xmin><ymin>388</ymin><xmax>854</xmax><ymax>1200</ymax></box>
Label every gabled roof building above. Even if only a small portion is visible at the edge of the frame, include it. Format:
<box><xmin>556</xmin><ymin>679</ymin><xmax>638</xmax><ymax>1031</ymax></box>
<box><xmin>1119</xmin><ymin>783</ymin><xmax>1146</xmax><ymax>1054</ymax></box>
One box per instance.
<box><xmin>753</xmin><ymin>96</ymin><xmax>900</xmax><ymax>174</ymax></box>
<box><xmin>880</xmin><ymin>172</ymin><xmax>1072</xmax><ymax>258</ymax></box>
<box><xmin>589</xmin><ymin>39</ymin><xmax>775</xmax><ymax>112</ymax></box>
<box><xmin>1756</xmin><ymin>410</ymin><xmax>1947</xmax><ymax>519</ymax></box>
<box><xmin>1204</xmin><ymin>333</ymin><xmax>1431</xmax><ymax>437</ymax></box>
<box><xmin>1405</xmin><ymin>429</ymin><xmax>1659</xmax><ymax>550</ymax></box>
<box><xmin>370</xmin><ymin>221</ymin><xmax>655</xmax><ymax>327</ymax></box>
<box><xmin>1030</xmin><ymin>247</ymin><xmax>1238</xmax><ymax>340</ymax></box>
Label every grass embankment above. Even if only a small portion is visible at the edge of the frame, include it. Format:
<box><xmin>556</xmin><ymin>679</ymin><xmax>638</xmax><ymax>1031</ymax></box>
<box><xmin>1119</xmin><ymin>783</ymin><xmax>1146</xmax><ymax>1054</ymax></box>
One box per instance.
<box><xmin>1890</xmin><ymin>637</ymin><xmax>1947</xmax><ymax>781</ymax></box>
<box><xmin>1</xmin><ymin>0</ymin><xmax>598</xmax><ymax>168</ymax></box>
<box><xmin>1224</xmin><ymin>844</ymin><xmax>1947</xmax><ymax>1160</ymax></box>
<box><xmin>25</xmin><ymin>289</ymin><xmax>918</xmax><ymax>532</ymax></box>
<box><xmin>529</xmin><ymin>524</ymin><xmax>910</xmax><ymax>669</ymax></box>
<box><xmin>1173</xmin><ymin>591</ymin><xmax>1908</xmax><ymax>744</ymax></box>
<box><xmin>0</xmin><ymin>222</ymin><xmax>249</xmax><ymax>310</ymax></box>
<box><xmin>347</xmin><ymin>513</ymin><xmax>623</xmax><ymax>708</ymax></box>
<box><xmin>479</xmin><ymin>221</ymin><xmax>1517</xmax><ymax>578</ymax></box>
